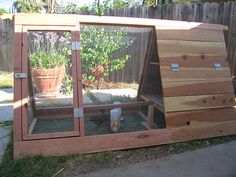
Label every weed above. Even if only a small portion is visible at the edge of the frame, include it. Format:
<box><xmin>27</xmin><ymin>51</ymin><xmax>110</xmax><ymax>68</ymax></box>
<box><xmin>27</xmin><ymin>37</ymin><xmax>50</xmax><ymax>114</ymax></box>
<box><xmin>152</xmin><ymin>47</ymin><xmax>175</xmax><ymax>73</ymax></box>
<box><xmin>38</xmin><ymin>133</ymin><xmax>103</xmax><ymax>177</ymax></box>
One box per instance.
<box><xmin>0</xmin><ymin>121</ymin><xmax>13</xmax><ymax>127</ymax></box>
<box><xmin>0</xmin><ymin>73</ymin><xmax>13</xmax><ymax>89</ymax></box>
<box><xmin>0</xmin><ymin>133</ymin><xmax>70</xmax><ymax>177</ymax></box>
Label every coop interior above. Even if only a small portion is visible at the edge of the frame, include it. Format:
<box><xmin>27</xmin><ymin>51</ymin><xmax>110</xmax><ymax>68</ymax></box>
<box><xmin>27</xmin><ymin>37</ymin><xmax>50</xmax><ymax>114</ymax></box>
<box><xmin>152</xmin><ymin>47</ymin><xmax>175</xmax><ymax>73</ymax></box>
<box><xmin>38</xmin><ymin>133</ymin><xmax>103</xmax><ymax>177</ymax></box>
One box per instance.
<box><xmin>26</xmin><ymin>25</ymin><xmax>165</xmax><ymax>137</ymax></box>
<box><xmin>22</xmin><ymin>16</ymin><xmax>236</xmax><ymax>141</ymax></box>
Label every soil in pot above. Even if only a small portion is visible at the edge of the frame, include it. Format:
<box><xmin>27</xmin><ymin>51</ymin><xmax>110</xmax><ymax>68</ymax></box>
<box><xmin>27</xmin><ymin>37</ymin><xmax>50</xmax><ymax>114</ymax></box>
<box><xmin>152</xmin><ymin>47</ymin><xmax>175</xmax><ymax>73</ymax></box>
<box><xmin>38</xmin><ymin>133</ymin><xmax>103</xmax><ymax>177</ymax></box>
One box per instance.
<box><xmin>32</xmin><ymin>66</ymin><xmax>65</xmax><ymax>97</ymax></box>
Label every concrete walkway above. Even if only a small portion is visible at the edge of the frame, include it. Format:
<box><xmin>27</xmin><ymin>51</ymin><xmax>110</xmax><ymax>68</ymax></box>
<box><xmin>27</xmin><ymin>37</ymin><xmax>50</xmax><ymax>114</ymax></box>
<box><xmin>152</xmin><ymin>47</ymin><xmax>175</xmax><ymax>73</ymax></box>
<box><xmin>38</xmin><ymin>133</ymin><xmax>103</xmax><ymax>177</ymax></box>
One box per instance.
<box><xmin>78</xmin><ymin>141</ymin><xmax>236</xmax><ymax>177</ymax></box>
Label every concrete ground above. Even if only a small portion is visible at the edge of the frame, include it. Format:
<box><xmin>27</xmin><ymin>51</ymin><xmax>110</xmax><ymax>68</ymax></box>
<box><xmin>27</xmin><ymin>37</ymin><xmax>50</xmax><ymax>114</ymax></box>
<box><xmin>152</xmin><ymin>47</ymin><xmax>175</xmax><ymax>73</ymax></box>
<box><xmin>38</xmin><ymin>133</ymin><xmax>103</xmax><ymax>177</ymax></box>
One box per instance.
<box><xmin>78</xmin><ymin>141</ymin><xmax>236</xmax><ymax>177</ymax></box>
<box><xmin>0</xmin><ymin>88</ymin><xmax>13</xmax><ymax>122</ymax></box>
<box><xmin>0</xmin><ymin>88</ymin><xmax>13</xmax><ymax>102</ymax></box>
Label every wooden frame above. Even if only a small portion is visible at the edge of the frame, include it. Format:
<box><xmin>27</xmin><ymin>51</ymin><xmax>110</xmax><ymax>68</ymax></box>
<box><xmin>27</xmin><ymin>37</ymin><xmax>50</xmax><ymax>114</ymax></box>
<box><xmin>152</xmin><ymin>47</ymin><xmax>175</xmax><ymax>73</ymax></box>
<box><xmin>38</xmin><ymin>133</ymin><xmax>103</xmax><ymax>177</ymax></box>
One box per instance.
<box><xmin>13</xmin><ymin>14</ymin><xmax>236</xmax><ymax>159</ymax></box>
<box><xmin>18</xmin><ymin>25</ymin><xmax>82</xmax><ymax>140</ymax></box>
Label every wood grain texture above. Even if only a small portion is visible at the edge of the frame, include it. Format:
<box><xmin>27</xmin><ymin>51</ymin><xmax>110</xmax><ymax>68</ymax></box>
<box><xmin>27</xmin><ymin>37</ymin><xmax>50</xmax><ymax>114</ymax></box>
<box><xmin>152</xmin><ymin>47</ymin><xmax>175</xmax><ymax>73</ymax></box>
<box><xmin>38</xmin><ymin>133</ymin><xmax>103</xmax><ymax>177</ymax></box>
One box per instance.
<box><xmin>35</xmin><ymin>102</ymin><xmax>151</xmax><ymax>118</ymax></box>
<box><xmin>75</xmin><ymin>29</ymin><xmax>85</xmax><ymax>136</ymax></box>
<box><xmin>71</xmin><ymin>31</ymin><xmax>80</xmax><ymax>133</ymax></box>
<box><xmin>162</xmin><ymin>79</ymin><xmax>234</xmax><ymax>97</ymax></box>
<box><xmin>14</xmin><ymin>14</ymin><xmax>227</xmax><ymax>30</ymax></box>
<box><xmin>140</xmin><ymin>95</ymin><xmax>165</xmax><ymax>112</ymax></box>
<box><xmin>23</xmin><ymin>131</ymin><xmax>80</xmax><ymax>140</ymax></box>
<box><xmin>13</xmin><ymin>27</ymin><xmax>22</xmax><ymax>142</ymax></box>
<box><xmin>159</xmin><ymin>54</ymin><xmax>229</xmax><ymax>68</ymax></box>
<box><xmin>171</xmin><ymin>120</ymin><xmax>236</xmax><ymax>141</ymax></box>
<box><xmin>156</xmin><ymin>28</ymin><xmax>224</xmax><ymax>42</ymax></box>
<box><xmin>164</xmin><ymin>94</ymin><xmax>235</xmax><ymax>112</ymax></box>
<box><xmin>160</xmin><ymin>67</ymin><xmax>232</xmax><ymax>81</ymax></box>
<box><xmin>157</xmin><ymin>40</ymin><xmax>226</xmax><ymax>56</ymax></box>
<box><xmin>21</xmin><ymin>30</ymin><xmax>29</xmax><ymax>137</ymax></box>
<box><xmin>165</xmin><ymin>107</ymin><xmax>236</xmax><ymax>127</ymax></box>
<box><xmin>14</xmin><ymin>120</ymin><xmax>236</xmax><ymax>159</ymax></box>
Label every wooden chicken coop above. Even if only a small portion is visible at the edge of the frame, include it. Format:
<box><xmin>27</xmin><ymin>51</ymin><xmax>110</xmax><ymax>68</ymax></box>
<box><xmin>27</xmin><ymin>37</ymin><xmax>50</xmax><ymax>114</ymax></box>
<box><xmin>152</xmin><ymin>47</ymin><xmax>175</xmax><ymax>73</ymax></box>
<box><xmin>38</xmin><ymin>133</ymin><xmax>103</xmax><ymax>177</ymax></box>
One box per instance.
<box><xmin>13</xmin><ymin>13</ymin><xmax>236</xmax><ymax>159</ymax></box>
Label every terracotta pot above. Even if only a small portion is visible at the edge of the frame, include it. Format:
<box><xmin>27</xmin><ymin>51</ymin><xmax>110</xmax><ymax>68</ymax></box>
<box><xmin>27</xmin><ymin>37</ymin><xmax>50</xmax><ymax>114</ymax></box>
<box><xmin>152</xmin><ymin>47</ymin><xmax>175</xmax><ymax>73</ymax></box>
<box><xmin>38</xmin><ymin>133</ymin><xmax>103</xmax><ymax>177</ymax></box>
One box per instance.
<box><xmin>32</xmin><ymin>66</ymin><xmax>65</xmax><ymax>97</ymax></box>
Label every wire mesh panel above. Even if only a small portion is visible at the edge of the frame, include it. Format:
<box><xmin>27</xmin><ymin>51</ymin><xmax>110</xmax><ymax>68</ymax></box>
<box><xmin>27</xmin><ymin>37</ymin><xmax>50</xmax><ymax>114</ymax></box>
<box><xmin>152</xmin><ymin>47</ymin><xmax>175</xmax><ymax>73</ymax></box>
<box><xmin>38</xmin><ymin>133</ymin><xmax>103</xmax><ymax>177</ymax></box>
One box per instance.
<box><xmin>27</xmin><ymin>30</ymin><xmax>75</xmax><ymax>135</ymax></box>
<box><xmin>79</xmin><ymin>25</ymin><xmax>156</xmax><ymax>135</ymax></box>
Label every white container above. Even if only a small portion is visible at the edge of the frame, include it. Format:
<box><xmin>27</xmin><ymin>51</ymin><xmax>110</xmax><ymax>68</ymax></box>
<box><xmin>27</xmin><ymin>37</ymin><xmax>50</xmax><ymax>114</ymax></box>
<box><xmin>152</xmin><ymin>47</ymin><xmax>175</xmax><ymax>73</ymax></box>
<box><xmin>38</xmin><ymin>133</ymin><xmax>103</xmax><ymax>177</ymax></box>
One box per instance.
<box><xmin>110</xmin><ymin>109</ymin><xmax>120</xmax><ymax>121</ymax></box>
<box><xmin>113</xmin><ymin>102</ymin><xmax>122</xmax><ymax>117</ymax></box>
<box><xmin>110</xmin><ymin>108</ymin><xmax>121</xmax><ymax>133</ymax></box>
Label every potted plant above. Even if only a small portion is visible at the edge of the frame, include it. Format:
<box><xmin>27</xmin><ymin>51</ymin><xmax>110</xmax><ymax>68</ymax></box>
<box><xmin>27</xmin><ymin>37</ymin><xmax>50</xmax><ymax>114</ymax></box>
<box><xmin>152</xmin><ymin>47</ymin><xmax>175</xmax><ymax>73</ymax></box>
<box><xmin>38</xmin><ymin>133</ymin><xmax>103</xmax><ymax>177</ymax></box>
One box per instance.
<box><xmin>30</xmin><ymin>51</ymin><xmax>68</xmax><ymax>97</ymax></box>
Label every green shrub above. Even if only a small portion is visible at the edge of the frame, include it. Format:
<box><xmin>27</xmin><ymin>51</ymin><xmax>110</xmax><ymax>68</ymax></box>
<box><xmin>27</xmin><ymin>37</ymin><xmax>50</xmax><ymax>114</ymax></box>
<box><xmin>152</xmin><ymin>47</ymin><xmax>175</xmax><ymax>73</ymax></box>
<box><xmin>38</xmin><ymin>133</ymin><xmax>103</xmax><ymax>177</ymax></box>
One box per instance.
<box><xmin>30</xmin><ymin>51</ymin><xmax>68</xmax><ymax>69</ymax></box>
<box><xmin>80</xmin><ymin>26</ymin><xmax>132</xmax><ymax>88</ymax></box>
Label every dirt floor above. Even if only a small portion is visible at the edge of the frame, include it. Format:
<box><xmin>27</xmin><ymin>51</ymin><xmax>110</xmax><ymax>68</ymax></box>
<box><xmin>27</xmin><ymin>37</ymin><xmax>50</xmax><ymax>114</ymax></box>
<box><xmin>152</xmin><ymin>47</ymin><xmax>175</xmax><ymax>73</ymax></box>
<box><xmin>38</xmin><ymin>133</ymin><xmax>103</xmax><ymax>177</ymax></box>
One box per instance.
<box><xmin>32</xmin><ymin>112</ymin><xmax>147</xmax><ymax>135</ymax></box>
<box><xmin>85</xmin><ymin>112</ymin><xmax>147</xmax><ymax>135</ymax></box>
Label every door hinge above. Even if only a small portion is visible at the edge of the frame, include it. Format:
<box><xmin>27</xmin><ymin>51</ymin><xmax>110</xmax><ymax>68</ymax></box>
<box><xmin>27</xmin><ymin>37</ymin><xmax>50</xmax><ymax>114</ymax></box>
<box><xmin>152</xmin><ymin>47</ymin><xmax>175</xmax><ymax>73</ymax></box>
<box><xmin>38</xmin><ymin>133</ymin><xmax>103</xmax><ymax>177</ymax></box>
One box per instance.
<box><xmin>15</xmin><ymin>73</ymin><xmax>28</xmax><ymax>79</ymax></box>
<box><xmin>74</xmin><ymin>108</ymin><xmax>84</xmax><ymax>118</ymax></box>
<box><xmin>214</xmin><ymin>63</ymin><xmax>222</xmax><ymax>70</ymax></box>
<box><xmin>171</xmin><ymin>63</ymin><xmax>180</xmax><ymax>72</ymax></box>
<box><xmin>72</xmin><ymin>42</ymin><xmax>80</xmax><ymax>50</ymax></box>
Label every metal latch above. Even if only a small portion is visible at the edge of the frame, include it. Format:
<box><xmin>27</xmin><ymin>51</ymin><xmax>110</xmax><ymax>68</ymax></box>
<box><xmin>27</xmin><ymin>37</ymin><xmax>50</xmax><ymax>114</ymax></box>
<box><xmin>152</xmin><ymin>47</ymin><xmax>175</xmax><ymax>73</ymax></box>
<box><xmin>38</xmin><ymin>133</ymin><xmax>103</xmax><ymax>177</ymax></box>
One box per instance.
<box><xmin>15</xmin><ymin>73</ymin><xmax>28</xmax><ymax>79</ymax></box>
<box><xmin>74</xmin><ymin>108</ymin><xmax>84</xmax><ymax>118</ymax></box>
<box><xmin>75</xmin><ymin>25</ymin><xmax>80</xmax><ymax>31</ymax></box>
<box><xmin>72</xmin><ymin>42</ymin><xmax>80</xmax><ymax>50</ymax></box>
<box><xmin>171</xmin><ymin>64</ymin><xmax>180</xmax><ymax>71</ymax></box>
<box><xmin>214</xmin><ymin>63</ymin><xmax>222</xmax><ymax>70</ymax></box>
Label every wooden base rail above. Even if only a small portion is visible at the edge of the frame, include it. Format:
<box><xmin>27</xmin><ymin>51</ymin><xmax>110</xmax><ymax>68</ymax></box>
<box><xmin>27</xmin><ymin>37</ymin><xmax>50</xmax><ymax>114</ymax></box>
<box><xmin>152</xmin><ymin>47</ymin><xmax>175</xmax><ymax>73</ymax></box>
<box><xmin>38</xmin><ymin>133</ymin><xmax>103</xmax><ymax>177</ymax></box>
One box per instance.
<box><xmin>36</xmin><ymin>101</ymin><xmax>152</xmax><ymax>117</ymax></box>
<box><xmin>14</xmin><ymin>120</ymin><xmax>236</xmax><ymax>159</ymax></box>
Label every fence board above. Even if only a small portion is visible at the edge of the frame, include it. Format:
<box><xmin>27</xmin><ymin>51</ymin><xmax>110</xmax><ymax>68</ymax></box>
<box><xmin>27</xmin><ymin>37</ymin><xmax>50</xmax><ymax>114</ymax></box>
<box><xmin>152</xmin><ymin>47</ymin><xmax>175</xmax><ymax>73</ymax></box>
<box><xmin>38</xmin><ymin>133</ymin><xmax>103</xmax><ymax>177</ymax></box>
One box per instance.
<box><xmin>0</xmin><ymin>19</ymin><xmax>13</xmax><ymax>72</ymax></box>
<box><xmin>1</xmin><ymin>2</ymin><xmax>236</xmax><ymax>81</ymax></box>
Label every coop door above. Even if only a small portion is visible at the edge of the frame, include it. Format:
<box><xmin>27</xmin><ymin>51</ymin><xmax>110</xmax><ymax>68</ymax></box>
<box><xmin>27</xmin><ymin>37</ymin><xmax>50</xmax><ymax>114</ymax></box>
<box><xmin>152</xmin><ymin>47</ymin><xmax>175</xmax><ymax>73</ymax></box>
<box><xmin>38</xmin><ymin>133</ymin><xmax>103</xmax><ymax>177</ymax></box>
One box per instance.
<box><xmin>20</xmin><ymin>26</ymin><xmax>83</xmax><ymax>140</ymax></box>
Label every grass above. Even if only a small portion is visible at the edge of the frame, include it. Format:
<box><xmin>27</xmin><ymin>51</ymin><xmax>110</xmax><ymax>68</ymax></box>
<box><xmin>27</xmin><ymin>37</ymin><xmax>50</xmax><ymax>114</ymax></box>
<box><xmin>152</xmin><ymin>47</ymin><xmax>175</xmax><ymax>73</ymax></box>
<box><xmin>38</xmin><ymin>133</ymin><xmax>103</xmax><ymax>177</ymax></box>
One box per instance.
<box><xmin>85</xmin><ymin>90</ymin><xmax>100</xmax><ymax>104</ymax></box>
<box><xmin>0</xmin><ymin>133</ymin><xmax>236</xmax><ymax>177</ymax></box>
<box><xmin>111</xmin><ymin>95</ymin><xmax>136</xmax><ymax>103</ymax></box>
<box><xmin>0</xmin><ymin>72</ymin><xmax>13</xmax><ymax>89</ymax></box>
<box><xmin>0</xmin><ymin>133</ymin><xmax>69</xmax><ymax>177</ymax></box>
<box><xmin>0</xmin><ymin>121</ymin><xmax>13</xmax><ymax>127</ymax></box>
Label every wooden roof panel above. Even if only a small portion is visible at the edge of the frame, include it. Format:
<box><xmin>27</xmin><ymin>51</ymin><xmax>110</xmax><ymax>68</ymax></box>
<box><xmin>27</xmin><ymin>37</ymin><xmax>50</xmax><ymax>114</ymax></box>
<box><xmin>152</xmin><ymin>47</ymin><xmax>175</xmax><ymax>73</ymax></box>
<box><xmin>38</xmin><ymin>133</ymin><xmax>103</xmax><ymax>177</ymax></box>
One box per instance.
<box><xmin>14</xmin><ymin>13</ymin><xmax>228</xmax><ymax>31</ymax></box>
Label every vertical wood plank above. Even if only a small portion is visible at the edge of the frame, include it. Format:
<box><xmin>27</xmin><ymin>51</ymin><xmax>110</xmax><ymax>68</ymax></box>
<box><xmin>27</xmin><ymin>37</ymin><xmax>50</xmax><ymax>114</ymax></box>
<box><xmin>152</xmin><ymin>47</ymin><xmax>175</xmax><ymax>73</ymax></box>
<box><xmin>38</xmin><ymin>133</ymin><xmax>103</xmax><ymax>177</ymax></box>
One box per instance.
<box><xmin>21</xmin><ymin>28</ymin><xmax>29</xmax><ymax>137</ymax></box>
<box><xmin>71</xmin><ymin>31</ymin><xmax>79</xmax><ymax>133</ymax></box>
<box><xmin>13</xmin><ymin>25</ymin><xmax>23</xmax><ymax>142</ymax></box>
<box><xmin>76</xmin><ymin>29</ymin><xmax>85</xmax><ymax>136</ymax></box>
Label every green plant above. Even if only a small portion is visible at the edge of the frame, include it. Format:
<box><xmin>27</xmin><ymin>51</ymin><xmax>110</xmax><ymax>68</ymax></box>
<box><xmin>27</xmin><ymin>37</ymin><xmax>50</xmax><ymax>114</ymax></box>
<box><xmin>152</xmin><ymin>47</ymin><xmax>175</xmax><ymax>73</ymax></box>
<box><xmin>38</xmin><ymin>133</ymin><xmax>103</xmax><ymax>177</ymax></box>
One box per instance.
<box><xmin>30</xmin><ymin>51</ymin><xmax>68</xmax><ymax>69</ymax></box>
<box><xmin>0</xmin><ymin>8</ymin><xmax>7</xmax><ymax>15</ymax></box>
<box><xmin>14</xmin><ymin>0</ymin><xmax>45</xmax><ymax>13</ymax></box>
<box><xmin>0</xmin><ymin>72</ymin><xmax>13</xmax><ymax>89</ymax></box>
<box><xmin>0</xmin><ymin>120</ymin><xmax>13</xmax><ymax>127</ymax></box>
<box><xmin>63</xmin><ymin>75</ymin><xmax>73</xmax><ymax>95</ymax></box>
<box><xmin>80</xmin><ymin>26</ymin><xmax>132</xmax><ymax>88</ymax></box>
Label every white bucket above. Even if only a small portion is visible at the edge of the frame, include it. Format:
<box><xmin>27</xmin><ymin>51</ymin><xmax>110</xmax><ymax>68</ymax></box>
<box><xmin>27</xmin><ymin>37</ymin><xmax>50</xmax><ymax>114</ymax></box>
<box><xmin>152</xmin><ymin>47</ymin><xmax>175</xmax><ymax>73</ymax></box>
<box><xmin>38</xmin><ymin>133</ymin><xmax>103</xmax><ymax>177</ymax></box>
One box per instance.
<box><xmin>110</xmin><ymin>102</ymin><xmax>122</xmax><ymax>132</ymax></box>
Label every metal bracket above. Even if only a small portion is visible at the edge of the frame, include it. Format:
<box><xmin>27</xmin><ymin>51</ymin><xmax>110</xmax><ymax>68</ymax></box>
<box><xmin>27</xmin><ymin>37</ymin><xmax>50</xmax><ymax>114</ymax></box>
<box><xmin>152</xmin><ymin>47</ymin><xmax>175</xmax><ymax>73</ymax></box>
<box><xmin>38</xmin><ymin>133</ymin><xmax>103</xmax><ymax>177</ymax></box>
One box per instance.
<box><xmin>171</xmin><ymin>63</ymin><xmax>180</xmax><ymax>71</ymax></box>
<box><xmin>15</xmin><ymin>73</ymin><xmax>28</xmax><ymax>79</ymax></box>
<box><xmin>214</xmin><ymin>63</ymin><xmax>222</xmax><ymax>70</ymax></box>
<box><xmin>72</xmin><ymin>42</ymin><xmax>80</xmax><ymax>50</ymax></box>
<box><xmin>74</xmin><ymin>108</ymin><xmax>84</xmax><ymax>118</ymax></box>
<box><xmin>75</xmin><ymin>25</ymin><xmax>80</xmax><ymax>31</ymax></box>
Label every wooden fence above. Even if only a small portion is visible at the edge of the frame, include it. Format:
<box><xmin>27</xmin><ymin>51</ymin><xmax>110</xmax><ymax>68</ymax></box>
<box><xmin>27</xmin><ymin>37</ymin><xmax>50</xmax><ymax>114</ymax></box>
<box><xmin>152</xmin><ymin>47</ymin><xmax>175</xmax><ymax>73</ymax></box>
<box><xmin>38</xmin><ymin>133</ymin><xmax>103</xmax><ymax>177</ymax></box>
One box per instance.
<box><xmin>103</xmin><ymin>2</ymin><xmax>236</xmax><ymax>82</ymax></box>
<box><xmin>0</xmin><ymin>2</ymin><xmax>236</xmax><ymax>83</ymax></box>
<box><xmin>0</xmin><ymin>19</ymin><xmax>13</xmax><ymax>72</ymax></box>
